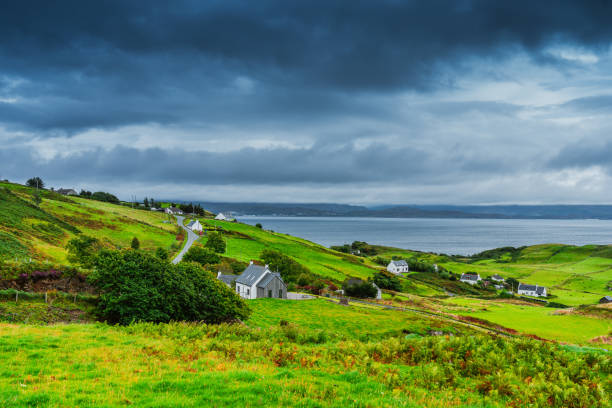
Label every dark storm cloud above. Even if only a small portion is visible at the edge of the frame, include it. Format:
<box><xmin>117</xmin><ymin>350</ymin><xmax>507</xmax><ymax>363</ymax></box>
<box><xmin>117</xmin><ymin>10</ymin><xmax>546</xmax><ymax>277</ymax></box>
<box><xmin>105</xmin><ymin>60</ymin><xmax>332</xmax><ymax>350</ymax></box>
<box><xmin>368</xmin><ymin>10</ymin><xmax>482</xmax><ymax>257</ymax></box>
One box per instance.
<box><xmin>0</xmin><ymin>143</ymin><xmax>437</xmax><ymax>185</ymax></box>
<box><xmin>1</xmin><ymin>1</ymin><xmax>611</xmax><ymax>133</ymax></box>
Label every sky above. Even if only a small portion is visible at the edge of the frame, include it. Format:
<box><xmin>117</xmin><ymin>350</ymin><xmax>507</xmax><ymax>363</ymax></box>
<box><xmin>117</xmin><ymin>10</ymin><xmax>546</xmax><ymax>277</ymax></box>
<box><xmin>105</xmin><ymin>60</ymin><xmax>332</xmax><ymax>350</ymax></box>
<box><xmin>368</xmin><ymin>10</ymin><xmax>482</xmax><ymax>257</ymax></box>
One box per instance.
<box><xmin>1</xmin><ymin>0</ymin><xmax>612</xmax><ymax>205</ymax></box>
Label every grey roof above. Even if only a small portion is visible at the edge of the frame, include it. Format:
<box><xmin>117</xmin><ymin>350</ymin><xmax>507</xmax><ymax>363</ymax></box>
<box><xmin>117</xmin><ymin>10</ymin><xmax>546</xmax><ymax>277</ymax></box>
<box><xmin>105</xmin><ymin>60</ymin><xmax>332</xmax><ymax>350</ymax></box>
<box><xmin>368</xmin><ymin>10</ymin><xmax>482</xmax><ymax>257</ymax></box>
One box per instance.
<box><xmin>492</xmin><ymin>274</ymin><xmax>504</xmax><ymax>280</ymax></box>
<box><xmin>218</xmin><ymin>274</ymin><xmax>238</xmax><ymax>286</ymax></box>
<box><xmin>236</xmin><ymin>263</ymin><xmax>268</xmax><ymax>285</ymax></box>
<box><xmin>186</xmin><ymin>220</ymin><xmax>199</xmax><ymax>228</ymax></box>
<box><xmin>600</xmin><ymin>296</ymin><xmax>612</xmax><ymax>302</ymax></box>
<box><xmin>257</xmin><ymin>272</ymin><xmax>285</xmax><ymax>289</ymax></box>
<box><xmin>390</xmin><ymin>260</ymin><xmax>408</xmax><ymax>266</ymax></box>
<box><xmin>461</xmin><ymin>273</ymin><xmax>480</xmax><ymax>281</ymax></box>
<box><xmin>518</xmin><ymin>283</ymin><xmax>545</xmax><ymax>293</ymax></box>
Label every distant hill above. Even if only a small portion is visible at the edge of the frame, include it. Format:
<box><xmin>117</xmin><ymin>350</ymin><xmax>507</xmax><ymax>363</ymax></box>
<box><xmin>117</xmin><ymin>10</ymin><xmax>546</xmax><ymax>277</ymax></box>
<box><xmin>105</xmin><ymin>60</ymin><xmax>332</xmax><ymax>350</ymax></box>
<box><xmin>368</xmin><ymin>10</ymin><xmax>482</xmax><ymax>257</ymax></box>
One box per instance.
<box><xmin>198</xmin><ymin>202</ymin><xmax>612</xmax><ymax>219</ymax></box>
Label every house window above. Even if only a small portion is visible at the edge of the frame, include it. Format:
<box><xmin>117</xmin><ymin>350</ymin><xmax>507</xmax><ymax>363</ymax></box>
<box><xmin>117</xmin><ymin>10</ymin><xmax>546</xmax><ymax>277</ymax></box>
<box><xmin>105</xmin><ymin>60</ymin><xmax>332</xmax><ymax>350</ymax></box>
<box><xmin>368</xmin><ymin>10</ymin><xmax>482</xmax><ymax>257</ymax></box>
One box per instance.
<box><xmin>268</xmin><ymin>290</ymin><xmax>272</xmax><ymax>298</ymax></box>
<box><xmin>246</xmin><ymin>288</ymin><xmax>250</xmax><ymax>296</ymax></box>
<box><xmin>278</xmin><ymin>289</ymin><xmax>283</xmax><ymax>298</ymax></box>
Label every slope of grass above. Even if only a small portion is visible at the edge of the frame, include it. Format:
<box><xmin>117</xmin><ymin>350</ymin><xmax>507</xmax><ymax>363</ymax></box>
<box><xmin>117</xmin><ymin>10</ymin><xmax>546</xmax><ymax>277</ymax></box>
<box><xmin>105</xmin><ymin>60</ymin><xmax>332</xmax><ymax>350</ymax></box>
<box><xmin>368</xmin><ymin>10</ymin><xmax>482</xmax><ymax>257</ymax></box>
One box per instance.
<box><xmin>199</xmin><ymin>219</ymin><xmax>380</xmax><ymax>281</ymax></box>
<box><xmin>0</xmin><ymin>181</ymin><xmax>179</xmax><ymax>263</ymax></box>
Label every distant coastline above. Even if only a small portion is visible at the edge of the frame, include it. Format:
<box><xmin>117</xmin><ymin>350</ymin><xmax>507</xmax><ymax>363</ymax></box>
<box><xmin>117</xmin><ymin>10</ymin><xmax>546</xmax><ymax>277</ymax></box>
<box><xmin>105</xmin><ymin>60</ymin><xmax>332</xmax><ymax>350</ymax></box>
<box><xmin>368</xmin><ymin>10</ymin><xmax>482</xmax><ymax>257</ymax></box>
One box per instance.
<box><xmin>192</xmin><ymin>202</ymin><xmax>612</xmax><ymax>220</ymax></box>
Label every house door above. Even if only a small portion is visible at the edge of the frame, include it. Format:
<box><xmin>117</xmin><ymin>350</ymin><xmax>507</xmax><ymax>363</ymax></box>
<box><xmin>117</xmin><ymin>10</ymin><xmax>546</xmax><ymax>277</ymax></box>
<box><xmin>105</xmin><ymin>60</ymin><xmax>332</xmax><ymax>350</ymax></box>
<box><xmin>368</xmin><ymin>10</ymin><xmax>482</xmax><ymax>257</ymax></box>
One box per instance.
<box><xmin>278</xmin><ymin>289</ymin><xmax>283</xmax><ymax>298</ymax></box>
<box><xmin>268</xmin><ymin>290</ymin><xmax>272</xmax><ymax>298</ymax></box>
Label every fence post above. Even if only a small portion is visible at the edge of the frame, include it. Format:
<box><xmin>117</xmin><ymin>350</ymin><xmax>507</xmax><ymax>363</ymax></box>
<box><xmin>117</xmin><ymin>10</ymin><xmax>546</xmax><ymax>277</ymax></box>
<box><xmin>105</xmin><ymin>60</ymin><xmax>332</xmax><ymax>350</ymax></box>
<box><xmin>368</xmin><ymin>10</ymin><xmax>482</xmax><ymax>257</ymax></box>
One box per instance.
<box><xmin>15</xmin><ymin>291</ymin><xmax>18</xmax><ymax>303</ymax></box>
<box><xmin>45</xmin><ymin>291</ymin><xmax>47</xmax><ymax>304</ymax></box>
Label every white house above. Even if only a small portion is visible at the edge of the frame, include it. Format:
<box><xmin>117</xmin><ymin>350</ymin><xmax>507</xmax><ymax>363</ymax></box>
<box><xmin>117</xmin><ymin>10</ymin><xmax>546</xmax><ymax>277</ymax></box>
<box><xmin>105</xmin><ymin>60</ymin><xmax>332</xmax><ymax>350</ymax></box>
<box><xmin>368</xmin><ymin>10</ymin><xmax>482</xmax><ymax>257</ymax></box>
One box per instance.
<box><xmin>460</xmin><ymin>273</ymin><xmax>481</xmax><ymax>285</ymax></box>
<box><xmin>387</xmin><ymin>260</ymin><xmax>409</xmax><ymax>274</ymax></box>
<box><xmin>186</xmin><ymin>219</ymin><xmax>203</xmax><ymax>232</ymax></box>
<box><xmin>234</xmin><ymin>261</ymin><xmax>287</xmax><ymax>299</ymax></box>
<box><xmin>491</xmin><ymin>274</ymin><xmax>504</xmax><ymax>282</ymax></box>
<box><xmin>517</xmin><ymin>283</ymin><xmax>547</xmax><ymax>297</ymax></box>
<box><xmin>214</xmin><ymin>212</ymin><xmax>227</xmax><ymax>220</ymax></box>
<box><xmin>165</xmin><ymin>207</ymin><xmax>183</xmax><ymax>215</ymax></box>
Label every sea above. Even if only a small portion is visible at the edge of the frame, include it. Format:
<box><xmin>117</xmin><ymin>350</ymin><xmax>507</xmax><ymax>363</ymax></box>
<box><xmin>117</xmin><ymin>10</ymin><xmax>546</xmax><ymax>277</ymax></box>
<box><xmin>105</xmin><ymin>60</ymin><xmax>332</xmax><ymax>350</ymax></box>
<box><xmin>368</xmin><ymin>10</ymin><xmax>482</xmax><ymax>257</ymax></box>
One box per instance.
<box><xmin>236</xmin><ymin>216</ymin><xmax>612</xmax><ymax>256</ymax></box>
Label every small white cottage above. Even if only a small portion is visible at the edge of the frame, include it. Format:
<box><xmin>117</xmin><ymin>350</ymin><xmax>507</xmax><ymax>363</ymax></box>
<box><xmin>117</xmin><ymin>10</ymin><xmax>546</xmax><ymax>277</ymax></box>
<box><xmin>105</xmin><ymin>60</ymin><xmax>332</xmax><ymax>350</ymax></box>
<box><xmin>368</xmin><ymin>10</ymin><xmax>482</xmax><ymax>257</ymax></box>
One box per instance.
<box><xmin>460</xmin><ymin>273</ymin><xmax>481</xmax><ymax>285</ymax></box>
<box><xmin>517</xmin><ymin>283</ymin><xmax>547</xmax><ymax>297</ymax></box>
<box><xmin>387</xmin><ymin>260</ymin><xmax>409</xmax><ymax>275</ymax></box>
<box><xmin>214</xmin><ymin>213</ymin><xmax>227</xmax><ymax>220</ymax></box>
<box><xmin>186</xmin><ymin>219</ymin><xmax>203</xmax><ymax>232</ymax></box>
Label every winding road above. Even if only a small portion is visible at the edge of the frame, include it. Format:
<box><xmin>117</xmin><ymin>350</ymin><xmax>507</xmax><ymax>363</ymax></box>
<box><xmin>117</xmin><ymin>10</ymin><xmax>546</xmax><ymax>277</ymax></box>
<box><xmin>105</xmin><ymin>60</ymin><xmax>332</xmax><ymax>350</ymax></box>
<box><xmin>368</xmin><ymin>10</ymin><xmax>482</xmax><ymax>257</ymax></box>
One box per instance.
<box><xmin>172</xmin><ymin>215</ymin><xmax>199</xmax><ymax>264</ymax></box>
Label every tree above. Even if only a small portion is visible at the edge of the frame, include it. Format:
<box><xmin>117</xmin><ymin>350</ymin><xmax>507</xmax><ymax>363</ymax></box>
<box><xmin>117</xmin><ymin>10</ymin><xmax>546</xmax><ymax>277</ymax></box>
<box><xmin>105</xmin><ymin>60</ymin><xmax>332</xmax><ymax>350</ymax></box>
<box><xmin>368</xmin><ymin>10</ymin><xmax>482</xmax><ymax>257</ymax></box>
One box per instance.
<box><xmin>91</xmin><ymin>191</ymin><xmax>120</xmax><ymax>204</ymax></box>
<box><xmin>66</xmin><ymin>235</ymin><xmax>103</xmax><ymax>268</ymax></box>
<box><xmin>343</xmin><ymin>279</ymin><xmax>378</xmax><ymax>298</ymax></box>
<box><xmin>506</xmin><ymin>277</ymin><xmax>519</xmax><ymax>292</ymax></box>
<box><xmin>79</xmin><ymin>190</ymin><xmax>92</xmax><ymax>198</ymax></box>
<box><xmin>131</xmin><ymin>237</ymin><xmax>140</xmax><ymax>250</ymax></box>
<box><xmin>143</xmin><ymin>197</ymin><xmax>149</xmax><ymax>207</ymax></box>
<box><xmin>205</xmin><ymin>231</ymin><xmax>226</xmax><ymax>253</ymax></box>
<box><xmin>255</xmin><ymin>223</ymin><xmax>263</xmax><ymax>229</ymax></box>
<box><xmin>260</xmin><ymin>249</ymin><xmax>312</xmax><ymax>284</ymax></box>
<box><xmin>90</xmin><ymin>249</ymin><xmax>250</xmax><ymax>324</ymax></box>
<box><xmin>26</xmin><ymin>177</ymin><xmax>44</xmax><ymax>189</ymax></box>
<box><xmin>183</xmin><ymin>246</ymin><xmax>220</xmax><ymax>266</ymax></box>
<box><xmin>372</xmin><ymin>271</ymin><xmax>401</xmax><ymax>291</ymax></box>
<box><xmin>155</xmin><ymin>247</ymin><xmax>169</xmax><ymax>260</ymax></box>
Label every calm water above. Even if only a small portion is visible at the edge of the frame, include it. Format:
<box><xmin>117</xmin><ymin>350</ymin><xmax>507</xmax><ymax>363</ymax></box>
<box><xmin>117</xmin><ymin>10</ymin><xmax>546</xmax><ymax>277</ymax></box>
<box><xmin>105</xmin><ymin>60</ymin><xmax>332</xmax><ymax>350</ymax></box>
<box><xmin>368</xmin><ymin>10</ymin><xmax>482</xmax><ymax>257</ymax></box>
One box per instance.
<box><xmin>237</xmin><ymin>216</ymin><xmax>612</xmax><ymax>256</ymax></box>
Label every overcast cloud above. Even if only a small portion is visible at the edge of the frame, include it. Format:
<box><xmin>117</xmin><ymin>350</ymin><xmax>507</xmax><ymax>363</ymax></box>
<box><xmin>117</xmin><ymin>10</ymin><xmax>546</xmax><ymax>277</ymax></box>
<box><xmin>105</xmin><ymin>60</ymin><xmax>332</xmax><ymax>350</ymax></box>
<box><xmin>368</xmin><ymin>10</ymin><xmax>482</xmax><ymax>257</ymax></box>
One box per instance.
<box><xmin>1</xmin><ymin>0</ymin><xmax>612</xmax><ymax>204</ymax></box>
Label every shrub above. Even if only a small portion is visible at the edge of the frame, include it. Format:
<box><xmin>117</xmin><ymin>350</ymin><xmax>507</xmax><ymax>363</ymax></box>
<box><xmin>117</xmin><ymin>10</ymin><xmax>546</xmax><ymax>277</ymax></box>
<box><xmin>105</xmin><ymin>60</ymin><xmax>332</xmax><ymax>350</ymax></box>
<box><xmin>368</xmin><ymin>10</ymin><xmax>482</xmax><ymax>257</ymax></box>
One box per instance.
<box><xmin>343</xmin><ymin>279</ymin><xmax>378</xmax><ymax>298</ymax></box>
<box><xmin>155</xmin><ymin>247</ymin><xmax>168</xmax><ymax>260</ymax></box>
<box><xmin>372</xmin><ymin>271</ymin><xmax>401</xmax><ymax>291</ymax></box>
<box><xmin>90</xmin><ymin>249</ymin><xmax>250</xmax><ymax>325</ymax></box>
<box><xmin>66</xmin><ymin>235</ymin><xmax>103</xmax><ymax>268</ymax></box>
<box><xmin>131</xmin><ymin>237</ymin><xmax>140</xmax><ymax>250</ymax></box>
<box><xmin>26</xmin><ymin>177</ymin><xmax>44</xmax><ymax>189</ymax></box>
<box><xmin>205</xmin><ymin>231</ymin><xmax>226</xmax><ymax>253</ymax></box>
<box><xmin>255</xmin><ymin>223</ymin><xmax>263</xmax><ymax>229</ymax></box>
<box><xmin>260</xmin><ymin>249</ymin><xmax>314</xmax><ymax>284</ymax></box>
<box><xmin>183</xmin><ymin>246</ymin><xmax>220</xmax><ymax>266</ymax></box>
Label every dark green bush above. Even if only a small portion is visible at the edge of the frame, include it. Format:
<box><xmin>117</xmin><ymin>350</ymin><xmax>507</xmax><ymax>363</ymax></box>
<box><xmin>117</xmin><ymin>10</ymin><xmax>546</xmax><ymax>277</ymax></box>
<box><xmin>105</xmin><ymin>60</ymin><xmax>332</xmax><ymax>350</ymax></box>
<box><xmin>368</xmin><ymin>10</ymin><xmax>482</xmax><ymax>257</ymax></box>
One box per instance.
<box><xmin>205</xmin><ymin>231</ymin><xmax>226</xmax><ymax>254</ymax></box>
<box><xmin>183</xmin><ymin>246</ymin><xmax>221</xmax><ymax>266</ymax></box>
<box><xmin>90</xmin><ymin>249</ymin><xmax>250</xmax><ymax>325</ymax></box>
<box><xmin>260</xmin><ymin>249</ymin><xmax>313</xmax><ymax>284</ymax></box>
<box><xmin>372</xmin><ymin>271</ymin><xmax>401</xmax><ymax>291</ymax></box>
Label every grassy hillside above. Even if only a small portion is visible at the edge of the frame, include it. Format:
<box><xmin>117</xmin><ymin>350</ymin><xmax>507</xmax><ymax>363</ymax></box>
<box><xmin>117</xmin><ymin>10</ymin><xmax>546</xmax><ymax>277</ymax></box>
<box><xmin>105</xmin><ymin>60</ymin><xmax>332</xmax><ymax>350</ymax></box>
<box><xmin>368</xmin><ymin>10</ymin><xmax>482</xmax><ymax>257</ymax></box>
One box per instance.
<box><xmin>198</xmin><ymin>218</ymin><xmax>381</xmax><ymax>281</ymax></box>
<box><xmin>0</xmin><ymin>181</ymin><xmax>180</xmax><ymax>263</ymax></box>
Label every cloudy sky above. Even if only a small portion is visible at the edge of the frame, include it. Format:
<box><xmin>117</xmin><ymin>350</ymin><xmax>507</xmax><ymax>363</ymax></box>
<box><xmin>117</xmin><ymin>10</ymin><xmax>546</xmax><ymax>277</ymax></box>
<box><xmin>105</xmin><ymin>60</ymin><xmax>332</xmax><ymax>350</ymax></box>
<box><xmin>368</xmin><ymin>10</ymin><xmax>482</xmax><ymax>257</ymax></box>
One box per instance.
<box><xmin>1</xmin><ymin>1</ymin><xmax>612</xmax><ymax>204</ymax></box>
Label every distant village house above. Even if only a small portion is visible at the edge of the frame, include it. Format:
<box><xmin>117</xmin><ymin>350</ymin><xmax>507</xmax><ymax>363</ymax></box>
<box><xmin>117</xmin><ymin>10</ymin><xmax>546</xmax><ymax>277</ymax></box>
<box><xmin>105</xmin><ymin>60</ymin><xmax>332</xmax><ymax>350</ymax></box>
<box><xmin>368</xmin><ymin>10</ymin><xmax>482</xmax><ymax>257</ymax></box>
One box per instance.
<box><xmin>165</xmin><ymin>207</ymin><xmax>183</xmax><ymax>215</ymax></box>
<box><xmin>491</xmin><ymin>274</ymin><xmax>504</xmax><ymax>282</ymax></box>
<box><xmin>460</xmin><ymin>273</ymin><xmax>481</xmax><ymax>285</ymax></box>
<box><xmin>186</xmin><ymin>219</ymin><xmax>203</xmax><ymax>232</ymax></box>
<box><xmin>214</xmin><ymin>213</ymin><xmax>227</xmax><ymax>220</ymax></box>
<box><xmin>517</xmin><ymin>283</ymin><xmax>547</xmax><ymax>297</ymax></box>
<box><xmin>599</xmin><ymin>295</ymin><xmax>612</xmax><ymax>304</ymax></box>
<box><xmin>57</xmin><ymin>188</ymin><xmax>78</xmax><ymax>196</ymax></box>
<box><xmin>387</xmin><ymin>260</ymin><xmax>409</xmax><ymax>275</ymax></box>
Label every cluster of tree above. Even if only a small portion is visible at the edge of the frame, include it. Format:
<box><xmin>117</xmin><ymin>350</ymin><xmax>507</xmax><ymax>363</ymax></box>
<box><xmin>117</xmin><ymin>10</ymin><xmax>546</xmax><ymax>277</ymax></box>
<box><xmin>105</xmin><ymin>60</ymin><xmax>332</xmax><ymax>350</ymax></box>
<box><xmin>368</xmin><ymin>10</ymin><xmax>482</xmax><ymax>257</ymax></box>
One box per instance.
<box><xmin>331</xmin><ymin>241</ymin><xmax>380</xmax><ymax>256</ymax></box>
<box><xmin>371</xmin><ymin>271</ymin><xmax>401</xmax><ymax>291</ymax></box>
<box><xmin>90</xmin><ymin>250</ymin><xmax>250</xmax><ymax>325</ymax></box>
<box><xmin>178</xmin><ymin>202</ymin><xmax>206</xmax><ymax>215</ymax></box>
<box><xmin>26</xmin><ymin>177</ymin><xmax>44</xmax><ymax>189</ymax></box>
<box><xmin>403</xmin><ymin>257</ymin><xmax>446</xmax><ymax>274</ymax></box>
<box><xmin>142</xmin><ymin>197</ymin><xmax>159</xmax><ymax>208</ymax></box>
<box><xmin>79</xmin><ymin>190</ymin><xmax>120</xmax><ymax>204</ymax></box>
<box><xmin>342</xmin><ymin>278</ymin><xmax>378</xmax><ymax>298</ymax></box>
<box><xmin>259</xmin><ymin>249</ymin><xmax>315</xmax><ymax>285</ymax></box>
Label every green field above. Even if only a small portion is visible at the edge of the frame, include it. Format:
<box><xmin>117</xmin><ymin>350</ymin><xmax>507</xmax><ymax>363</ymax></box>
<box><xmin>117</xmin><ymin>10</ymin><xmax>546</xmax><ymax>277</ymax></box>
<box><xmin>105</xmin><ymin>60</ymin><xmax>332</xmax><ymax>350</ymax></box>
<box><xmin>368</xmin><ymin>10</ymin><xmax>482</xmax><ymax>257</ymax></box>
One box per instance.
<box><xmin>439</xmin><ymin>297</ymin><xmax>612</xmax><ymax>345</ymax></box>
<box><xmin>0</xmin><ymin>299</ymin><xmax>609</xmax><ymax>407</ymax></box>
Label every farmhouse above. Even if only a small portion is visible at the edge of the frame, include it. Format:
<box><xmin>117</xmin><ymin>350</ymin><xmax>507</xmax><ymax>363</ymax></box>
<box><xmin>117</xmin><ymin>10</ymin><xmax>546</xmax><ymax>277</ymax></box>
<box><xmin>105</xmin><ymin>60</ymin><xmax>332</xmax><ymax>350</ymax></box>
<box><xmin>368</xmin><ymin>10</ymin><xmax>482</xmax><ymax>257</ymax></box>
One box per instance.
<box><xmin>491</xmin><ymin>274</ymin><xmax>504</xmax><ymax>282</ymax></box>
<box><xmin>186</xmin><ymin>219</ymin><xmax>203</xmax><ymax>232</ymax></box>
<box><xmin>217</xmin><ymin>271</ymin><xmax>238</xmax><ymax>288</ymax></box>
<box><xmin>214</xmin><ymin>213</ymin><xmax>227</xmax><ymax>220</ymax></box>
<box><xmin>165</xmin><ymin>207</ymin><xmax>183</xmax><ymax>215</ymax></box>
<box><xmin>387</xmin><ymin>260</ymin><xmax>409</xmax><ymax>274</ymax></box>
<box><xmin>234</xmin><ymin>261</ymin><xmax>287</xmax><ymax>300</ymax></box>
<box><xmin>517</xmin><ymin>283</ymin><xmax>547</xmax><ymax>297</ymax></box>
<box><xmin>599</xmin><ymin>295</ymin><xmax>612</xmax><ymax>304</ymax></box>
<box><xmin>57</xmin><ymin>188</ymin><xmax>78</xmax><ymax>196</ymax></box>
<box><xmin>460</xmin><ymin>273</ymin><xmax>481</xmax><ymax>285</ymax></box>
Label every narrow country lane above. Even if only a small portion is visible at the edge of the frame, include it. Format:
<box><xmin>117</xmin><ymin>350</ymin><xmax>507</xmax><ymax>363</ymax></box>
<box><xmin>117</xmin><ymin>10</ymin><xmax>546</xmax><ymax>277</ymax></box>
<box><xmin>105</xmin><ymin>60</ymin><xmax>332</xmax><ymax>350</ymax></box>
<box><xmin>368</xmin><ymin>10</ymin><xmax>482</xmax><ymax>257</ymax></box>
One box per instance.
<box><xmin>172</xmin><ymin>215</ymin><xmax>199</xmax><ymax>264</ymax></box>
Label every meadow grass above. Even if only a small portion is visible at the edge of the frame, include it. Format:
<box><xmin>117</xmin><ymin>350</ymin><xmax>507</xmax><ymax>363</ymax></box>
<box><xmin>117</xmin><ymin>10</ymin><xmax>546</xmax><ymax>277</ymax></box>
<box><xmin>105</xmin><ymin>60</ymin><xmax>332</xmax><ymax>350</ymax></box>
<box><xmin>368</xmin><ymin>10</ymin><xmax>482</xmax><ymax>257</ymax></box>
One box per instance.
<box><xmin>440</xmin><ymin>297</ymin><xmax>612</xmax><ymax>345</ymax></box>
